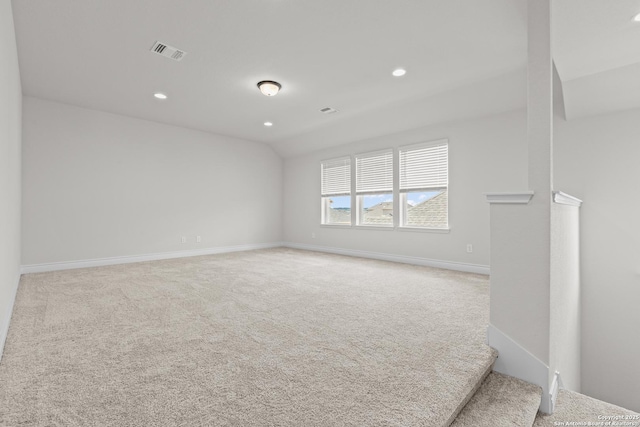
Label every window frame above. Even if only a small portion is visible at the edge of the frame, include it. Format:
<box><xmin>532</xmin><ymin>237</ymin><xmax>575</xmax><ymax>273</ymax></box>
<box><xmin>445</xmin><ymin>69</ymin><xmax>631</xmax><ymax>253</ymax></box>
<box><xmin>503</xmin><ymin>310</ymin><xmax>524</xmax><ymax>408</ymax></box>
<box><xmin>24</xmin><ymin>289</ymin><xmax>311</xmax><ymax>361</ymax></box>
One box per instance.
<box><xmin>355</xmin><ymin>149</ymin><xmax>394</xmax><ymax>227</ymax></box>
<box><xmin>318</xmin><ymin>139</ymin><xmax>449</xmax><ymax>233</ymax></box>
<box><xmin>398</xmin><ymin>139</ymin><xmax>449</xmax><ymax>230</ymax></box>
<box><xmin>320</xmin><ymin>156</ymin><xmax>353</xmax><ymax>226</ymax></box>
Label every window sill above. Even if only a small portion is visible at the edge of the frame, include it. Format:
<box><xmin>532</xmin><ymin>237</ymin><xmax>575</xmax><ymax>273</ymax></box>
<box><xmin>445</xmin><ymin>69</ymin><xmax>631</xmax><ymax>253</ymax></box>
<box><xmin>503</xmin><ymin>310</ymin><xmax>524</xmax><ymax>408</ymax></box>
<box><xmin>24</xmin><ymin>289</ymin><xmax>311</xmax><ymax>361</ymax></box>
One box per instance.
<box><xmin>354</xmin><ymin>225</ymin><xmax>395</xmax><ymax>231</ymax></box>
<box><xmin>320</xmin><ymin>224</ymin><xmax>353</xmax><ymax>229</ymax></box>
<box><xmin>397</xmin><ymin>226</ymin><xmax>450</xmax><ymax>234</ymax></box>
<box><xmin>318</xmin><ymin>224</ymin><xmax>451</xmax><ymax>234</ymax></box>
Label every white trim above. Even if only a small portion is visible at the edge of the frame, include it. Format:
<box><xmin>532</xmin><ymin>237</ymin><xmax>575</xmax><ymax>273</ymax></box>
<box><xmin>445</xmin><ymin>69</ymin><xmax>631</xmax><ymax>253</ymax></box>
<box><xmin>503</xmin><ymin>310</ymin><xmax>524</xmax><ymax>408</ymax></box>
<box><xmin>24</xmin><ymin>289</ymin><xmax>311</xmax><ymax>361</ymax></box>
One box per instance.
<box><xmin>0</xmin><ymin>272</ymin><xmax>21</xmax><ymax>362</ymax></box>
<box><xmin>550</xmin><ymin>371</ymin><xmax>561</xmax><ymax>413</ymax></box>
<box><xmin>320</xmin><ymin>224</ymin><xmax>353</xmax><ymax>228</ymax></box>
<box><xmin>319</xmin><ymin>224</ymin><xmax>451</xmax><ymax>233</ymax></box>
<box><xmin>354</xmin><ymin>147</ymin><xmax>394</xmax><ymax>160</ymax></box>
<box><xmin>485</xmin><ymin>191</ymin><xmax>535</xmax><ymax>204</ymax></box>
<box><xmin>283</xmin><ymin>242</ymin><xmax>490</xmax><ymax>275</ymax></box>
<box><xmin>396</xmin><ymin>226</ymin><xmax>450</xmax><ymax>234</ymax></box>
<box><xmin>20</xmin><ymin>242</ymin><xmax>283</xmax><ymax>274</ymax></box>
<box><xmin>320</xmin><ymin>224</ymin><xmax>353</xmax><ymax>229</ymax></box>
<box><xmin>487</xmin><ymin>324</ymin><xmax>551</xmax><ymax>413</ymax></box>
<box><xmin>552</xmin><ymin>191</ymin><xmax>582</xmax><ymax>207</ymax></box>
<box><xmin>354</xmin><ymin>225</ymin><xmax>395</xmax><ymax>231</ymax></box>
<box><xmin>398</xmin><ymin>138</ymin><xmax>449</xmax><ymax>152</ymax></box>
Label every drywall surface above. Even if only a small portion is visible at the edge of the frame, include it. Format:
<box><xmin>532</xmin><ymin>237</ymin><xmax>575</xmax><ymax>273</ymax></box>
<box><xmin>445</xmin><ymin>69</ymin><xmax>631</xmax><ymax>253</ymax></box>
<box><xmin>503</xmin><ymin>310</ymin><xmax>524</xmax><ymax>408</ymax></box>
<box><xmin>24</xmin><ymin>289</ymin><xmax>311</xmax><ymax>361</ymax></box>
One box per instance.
<box><xmin>22</xmin><ymin>97</ymin><xmax>283</xmax><ymax>265</ymax></box>
<box><xmin>555</xmin><ymin>109</ymin><xmax>640</xmax><ymax>412</ymax></box>
<box><xmin>283</xmin><ymin>109</ymin><xmax>528</xmax><ymax>268</ymax></box>
<box><xmin>0</xmin><ymin>0</ymin><xmax>22</xmax><ymax>358</ymax></box>
<box><xmin>549</xmin><ymin>202</ymin><xmax>581</xmax><ymax>393</ymax></box>
<box><xmin>489</xmin><ymin>202</ymin><xmax>551</xmax><ymax>366</ymax></box>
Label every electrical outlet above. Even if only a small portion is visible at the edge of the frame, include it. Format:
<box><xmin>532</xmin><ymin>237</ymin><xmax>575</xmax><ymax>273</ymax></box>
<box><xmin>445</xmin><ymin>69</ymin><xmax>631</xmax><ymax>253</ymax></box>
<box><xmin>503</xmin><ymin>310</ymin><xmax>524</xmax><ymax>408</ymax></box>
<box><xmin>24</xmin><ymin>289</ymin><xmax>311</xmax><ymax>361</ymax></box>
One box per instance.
<box><xmin>466</xmin><ymin>244</ymin><xmax>473</xmax><ymax>253</ymax></box>
<box><xmin>181</xmin><ymin>236</ymin><xmax>186</xmax><ymax>244</ymax></box>
<box><xmin>311</xmin><ymin>232</ymin><xmax>316</xmax><ymax>239</ymax></box>
<box><xmin>196</xmin><ymin>236</ymin><xmax>201</xmax><ymax>243</ymax></box>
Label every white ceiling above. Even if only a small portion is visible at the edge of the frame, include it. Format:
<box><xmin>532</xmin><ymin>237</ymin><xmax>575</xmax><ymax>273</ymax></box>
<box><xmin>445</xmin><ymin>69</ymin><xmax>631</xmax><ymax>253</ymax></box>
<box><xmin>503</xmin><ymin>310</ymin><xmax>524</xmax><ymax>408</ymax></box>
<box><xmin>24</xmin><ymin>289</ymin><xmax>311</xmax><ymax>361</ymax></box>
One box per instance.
<box><xmin>553</xmin><ymin>0</ymin><xmax>640</xmax><ymax>120</ymax></box>
<box><xmin>10</xmin><ymin>0</ymin><xmax>640</xmax><ymax>157</ymax></box>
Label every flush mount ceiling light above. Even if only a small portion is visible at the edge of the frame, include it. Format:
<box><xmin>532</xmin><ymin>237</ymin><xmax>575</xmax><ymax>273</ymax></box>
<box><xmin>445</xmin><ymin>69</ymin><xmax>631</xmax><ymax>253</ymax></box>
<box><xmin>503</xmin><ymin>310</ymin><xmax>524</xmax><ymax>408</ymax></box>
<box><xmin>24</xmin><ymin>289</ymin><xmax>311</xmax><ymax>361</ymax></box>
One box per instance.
<box><xmin>264</xmin><ymin>121</ymin><xmax>273</xmax><ymax>127</ymax></box>
<box><xmin>154</xmin><ymin>92</ymin><xmax>167</xmax><ymax>99</ymax></box>
<box><xmin>392</xmin><ymin>68</ymin><xmax>407</xmax><ymax>77</ymax></box>
<box><xmin>257</xmin><ymin>81</ymin><xmax>282</xmax><ymax>96</ymax></box>
<box><xmin>634</xmin><ymin>12</ymin><xmax>640</xmax><ymax>21</ymax></box>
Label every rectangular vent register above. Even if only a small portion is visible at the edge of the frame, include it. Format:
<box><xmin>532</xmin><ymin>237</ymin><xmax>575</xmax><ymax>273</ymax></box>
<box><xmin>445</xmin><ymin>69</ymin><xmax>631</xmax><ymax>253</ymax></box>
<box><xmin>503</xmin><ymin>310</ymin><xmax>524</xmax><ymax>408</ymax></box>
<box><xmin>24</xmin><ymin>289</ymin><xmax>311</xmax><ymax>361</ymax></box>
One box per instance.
<box><xmin>150</xmin><ymin>41</ymin><xmax>187</xmax><ymax>61</ymax></box>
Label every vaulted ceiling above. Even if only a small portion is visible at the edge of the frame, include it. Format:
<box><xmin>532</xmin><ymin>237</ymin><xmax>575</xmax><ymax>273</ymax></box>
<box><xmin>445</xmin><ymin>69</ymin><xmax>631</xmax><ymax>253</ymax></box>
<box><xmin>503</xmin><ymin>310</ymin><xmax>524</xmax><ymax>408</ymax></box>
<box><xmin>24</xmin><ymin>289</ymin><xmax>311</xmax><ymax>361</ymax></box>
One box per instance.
<box><xmin>11</xmin><ymin>0</ymin><xmax>640</xmax><ymax>157</ymax></box>
<box><xmin>553</xmin><ymin>0</ymin><xmax>640</xmax><ymax>121</ymax></box>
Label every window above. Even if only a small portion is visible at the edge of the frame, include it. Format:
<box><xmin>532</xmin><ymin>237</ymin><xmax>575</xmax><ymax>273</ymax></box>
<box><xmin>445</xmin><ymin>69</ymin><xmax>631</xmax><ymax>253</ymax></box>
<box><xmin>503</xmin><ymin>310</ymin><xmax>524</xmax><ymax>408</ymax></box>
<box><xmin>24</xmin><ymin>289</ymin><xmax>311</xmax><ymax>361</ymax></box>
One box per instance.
<box><xmin>319</xmin><ymin>140</ymin><xmax>449</xmax><ymax>231</ymax></box>
<box><xmin>321</xmin><ymin>157</ymin><xmax>351</xmax><ymax>225</ymax></box>
<box><xmin>399</xmin><ymin>141</ymin><xmax>448</xmax><ymax>229</ymax></box>
<box><xmin>356</xmin><ymin>150</ymin><xmax>393</xmax><ymax>226</ymax></box>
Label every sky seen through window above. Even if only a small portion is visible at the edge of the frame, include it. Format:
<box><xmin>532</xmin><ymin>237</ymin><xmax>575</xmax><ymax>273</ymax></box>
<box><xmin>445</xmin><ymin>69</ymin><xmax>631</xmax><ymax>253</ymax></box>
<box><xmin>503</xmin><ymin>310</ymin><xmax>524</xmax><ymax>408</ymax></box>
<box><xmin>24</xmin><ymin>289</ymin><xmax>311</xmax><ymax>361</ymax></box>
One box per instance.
<box><xmin>329</xmin><ymin>191</ymin><xmax>440</xmax><ymax>209</ymax></box>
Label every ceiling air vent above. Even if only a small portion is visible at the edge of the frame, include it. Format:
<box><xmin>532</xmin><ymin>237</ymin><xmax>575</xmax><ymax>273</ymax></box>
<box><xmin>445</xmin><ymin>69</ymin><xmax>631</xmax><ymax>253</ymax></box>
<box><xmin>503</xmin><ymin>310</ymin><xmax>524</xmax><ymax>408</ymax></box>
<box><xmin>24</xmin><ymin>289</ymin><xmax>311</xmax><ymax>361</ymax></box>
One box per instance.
<box><xmin>320</xmin><ymin>107</ymin><xmax>338</xmax><ymax>115</ymax></box>
<box><xmin>150</xmin><ymin>41</ymin><xmax>187</xmax><ymax>62</ymax></box>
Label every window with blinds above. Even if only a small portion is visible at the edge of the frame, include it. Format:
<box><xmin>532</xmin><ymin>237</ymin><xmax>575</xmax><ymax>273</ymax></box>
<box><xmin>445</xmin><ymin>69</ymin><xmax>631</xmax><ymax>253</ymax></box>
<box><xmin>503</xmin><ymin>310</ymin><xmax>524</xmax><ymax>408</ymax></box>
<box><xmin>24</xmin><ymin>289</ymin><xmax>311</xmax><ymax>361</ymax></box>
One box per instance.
<box><xmin>399</xmin><ymin>141</ymin><xmax>448</xmax><ymax>228</ymax></box>
<box><xmin>355</xmin><ymin>150</ymin><xmax>393</xmax><ymax>226</ymax></box>
<box><xmin>319</xmin><ymin>141</ymin><xmax>449</xmax><ymax>230</ymax></box>
<box><xmin>320</xmin><ymin>157</ymin><xmax>352</xmax><ymax>225</ymax></box>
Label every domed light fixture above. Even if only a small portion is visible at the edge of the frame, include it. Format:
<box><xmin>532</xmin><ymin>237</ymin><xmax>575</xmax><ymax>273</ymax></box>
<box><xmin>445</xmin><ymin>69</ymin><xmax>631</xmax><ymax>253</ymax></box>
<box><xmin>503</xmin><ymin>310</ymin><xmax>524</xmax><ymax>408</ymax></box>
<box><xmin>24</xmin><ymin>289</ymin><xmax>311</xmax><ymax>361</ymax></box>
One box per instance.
<box><xmin>257</xmin><ymin>80</ymin><xmax>281</xmax><ymax>96</ymax></box>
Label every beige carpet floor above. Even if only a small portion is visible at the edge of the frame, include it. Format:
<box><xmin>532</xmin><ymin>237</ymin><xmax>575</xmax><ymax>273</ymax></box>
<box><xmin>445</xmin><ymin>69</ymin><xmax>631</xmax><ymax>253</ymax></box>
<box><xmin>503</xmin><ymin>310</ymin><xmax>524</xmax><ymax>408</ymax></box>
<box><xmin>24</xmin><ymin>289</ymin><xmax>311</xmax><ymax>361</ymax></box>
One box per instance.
<box><xmin>0</xmin><ymin>248</ymin><xmax>494</xmax><ymax>426</ymax></box>
<box><xmin>534</xmin><ymin>389</ymin><xmax>639</xmax><ymax>427</ymax></box>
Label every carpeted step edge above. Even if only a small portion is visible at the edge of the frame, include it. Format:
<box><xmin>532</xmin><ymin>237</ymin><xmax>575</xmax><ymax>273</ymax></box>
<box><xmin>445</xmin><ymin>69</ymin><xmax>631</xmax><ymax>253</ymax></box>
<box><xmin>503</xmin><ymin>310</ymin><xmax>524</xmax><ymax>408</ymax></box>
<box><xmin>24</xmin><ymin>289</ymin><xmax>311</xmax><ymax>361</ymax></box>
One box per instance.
<box><xmin>443</xmin><ymin>347</ymin><xmax>499</xmax><ymax>427</ymax></box>
<box><xmin>449</xmin><ymin>371</ymin><xmax>542</xmax><ymax>427</ymax></box>
<box><xmin>533</xmin><ymin>389</ymin><xmax>639</xmax><ymax>426</ymax></box>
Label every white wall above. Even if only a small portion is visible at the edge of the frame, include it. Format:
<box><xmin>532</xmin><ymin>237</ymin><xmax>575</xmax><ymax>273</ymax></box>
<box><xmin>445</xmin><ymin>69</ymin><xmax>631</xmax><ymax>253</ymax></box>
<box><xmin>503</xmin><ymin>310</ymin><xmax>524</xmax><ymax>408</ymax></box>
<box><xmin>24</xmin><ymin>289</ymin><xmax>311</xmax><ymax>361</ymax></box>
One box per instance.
<box><xmin>554</xmin><ymin>109</ymin><xmax>640</xmax><ymax>412</ymax></box>
<box><xmin>0</xmin><ymin>0</ymin><xmax>22</xmax><ymax>359</ymax></box>
<box><xmin>489</xmin><ymin>202</ymin><xmax>550</xmax><ymax>365</ymax></box>
<box><xmin>22</xmin><ymin>97</ymin><xmax>282</xmax><ymax>266</ymax></box>
<box><xmin>283</xmin><ymin>110</ymin><xmax>528</xmax><ymax>269</ymax></box>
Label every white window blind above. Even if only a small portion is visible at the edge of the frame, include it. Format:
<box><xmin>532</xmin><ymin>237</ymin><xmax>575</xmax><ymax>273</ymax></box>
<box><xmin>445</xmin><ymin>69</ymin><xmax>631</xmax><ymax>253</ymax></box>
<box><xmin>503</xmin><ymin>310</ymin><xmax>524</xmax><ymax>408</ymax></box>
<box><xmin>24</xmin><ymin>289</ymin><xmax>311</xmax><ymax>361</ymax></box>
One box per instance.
<box><xmin>399</xmin><ymin>141</ymin><xmax>448</xmax><ymax>191</ymax></box>
<box><xmin>356</xmin><ymin>150</ymin><xmax>393</xmax><ymax>194</ymax></box>
<box><xmin>321</xmin><ymin>157</ymin><xmax>351</xmax><ymax>196</ymax></box>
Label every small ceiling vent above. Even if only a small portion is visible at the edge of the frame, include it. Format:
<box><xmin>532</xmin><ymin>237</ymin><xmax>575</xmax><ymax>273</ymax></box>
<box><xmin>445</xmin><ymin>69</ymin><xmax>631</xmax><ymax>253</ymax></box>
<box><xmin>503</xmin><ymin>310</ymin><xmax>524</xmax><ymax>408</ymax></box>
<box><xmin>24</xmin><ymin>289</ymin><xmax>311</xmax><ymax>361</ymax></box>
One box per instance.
<box><xmin>320</xmin><ymin>107</ymin><xmax>338</xmax><ymax>114</ymax></box>
<box><xmin>150</xmin><ymin>41</ymin><xmax>187</xmax><ymax>61</ymax></box>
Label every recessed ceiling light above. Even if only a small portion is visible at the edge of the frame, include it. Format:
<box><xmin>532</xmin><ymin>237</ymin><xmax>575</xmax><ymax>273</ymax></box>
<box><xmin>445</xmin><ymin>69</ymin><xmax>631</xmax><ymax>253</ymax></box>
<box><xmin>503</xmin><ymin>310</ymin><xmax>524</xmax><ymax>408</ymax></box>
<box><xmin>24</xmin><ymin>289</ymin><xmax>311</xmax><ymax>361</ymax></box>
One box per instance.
<box><xmin>392</xmin><ymin>68</ymin><xmax>406</xmax><ymax>77</ymax></box>
<box><xmin>154</xmin><ymin>93</ymin><xmax>167</xmax><ymax>100</ymax></box>
<box><xmin>634</xmin><ymin>12</ymin><xmax>640</xmax><ymax>21</ymax></box>
<box><xmin>264</xmin><ymin>122</ymin><xmax>273</xmax><ymax>127</ymax></box>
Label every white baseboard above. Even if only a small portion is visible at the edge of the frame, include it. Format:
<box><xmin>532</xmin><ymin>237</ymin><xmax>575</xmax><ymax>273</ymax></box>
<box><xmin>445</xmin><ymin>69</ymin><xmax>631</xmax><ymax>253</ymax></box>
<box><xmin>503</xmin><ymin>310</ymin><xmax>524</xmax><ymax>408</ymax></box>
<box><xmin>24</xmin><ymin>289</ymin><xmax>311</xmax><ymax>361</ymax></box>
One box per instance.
<box><xmin>283</xmin><ymin>242</ymin><xmax>490</xmax><ymax>275</ymax></box>
<box><xmin>20</xmin><ymin>242</ymin><xmax>284</xmax><ymax>274</ymax></box>
<box><xmin>487</xmin><ymin>324</ymin><xmax>554</xmax><ymax>414</ymax></box>
<box><xmin>0</xmin><ymin>272</ymin><xmax>21</xmax><ymax>362</ymax></box>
